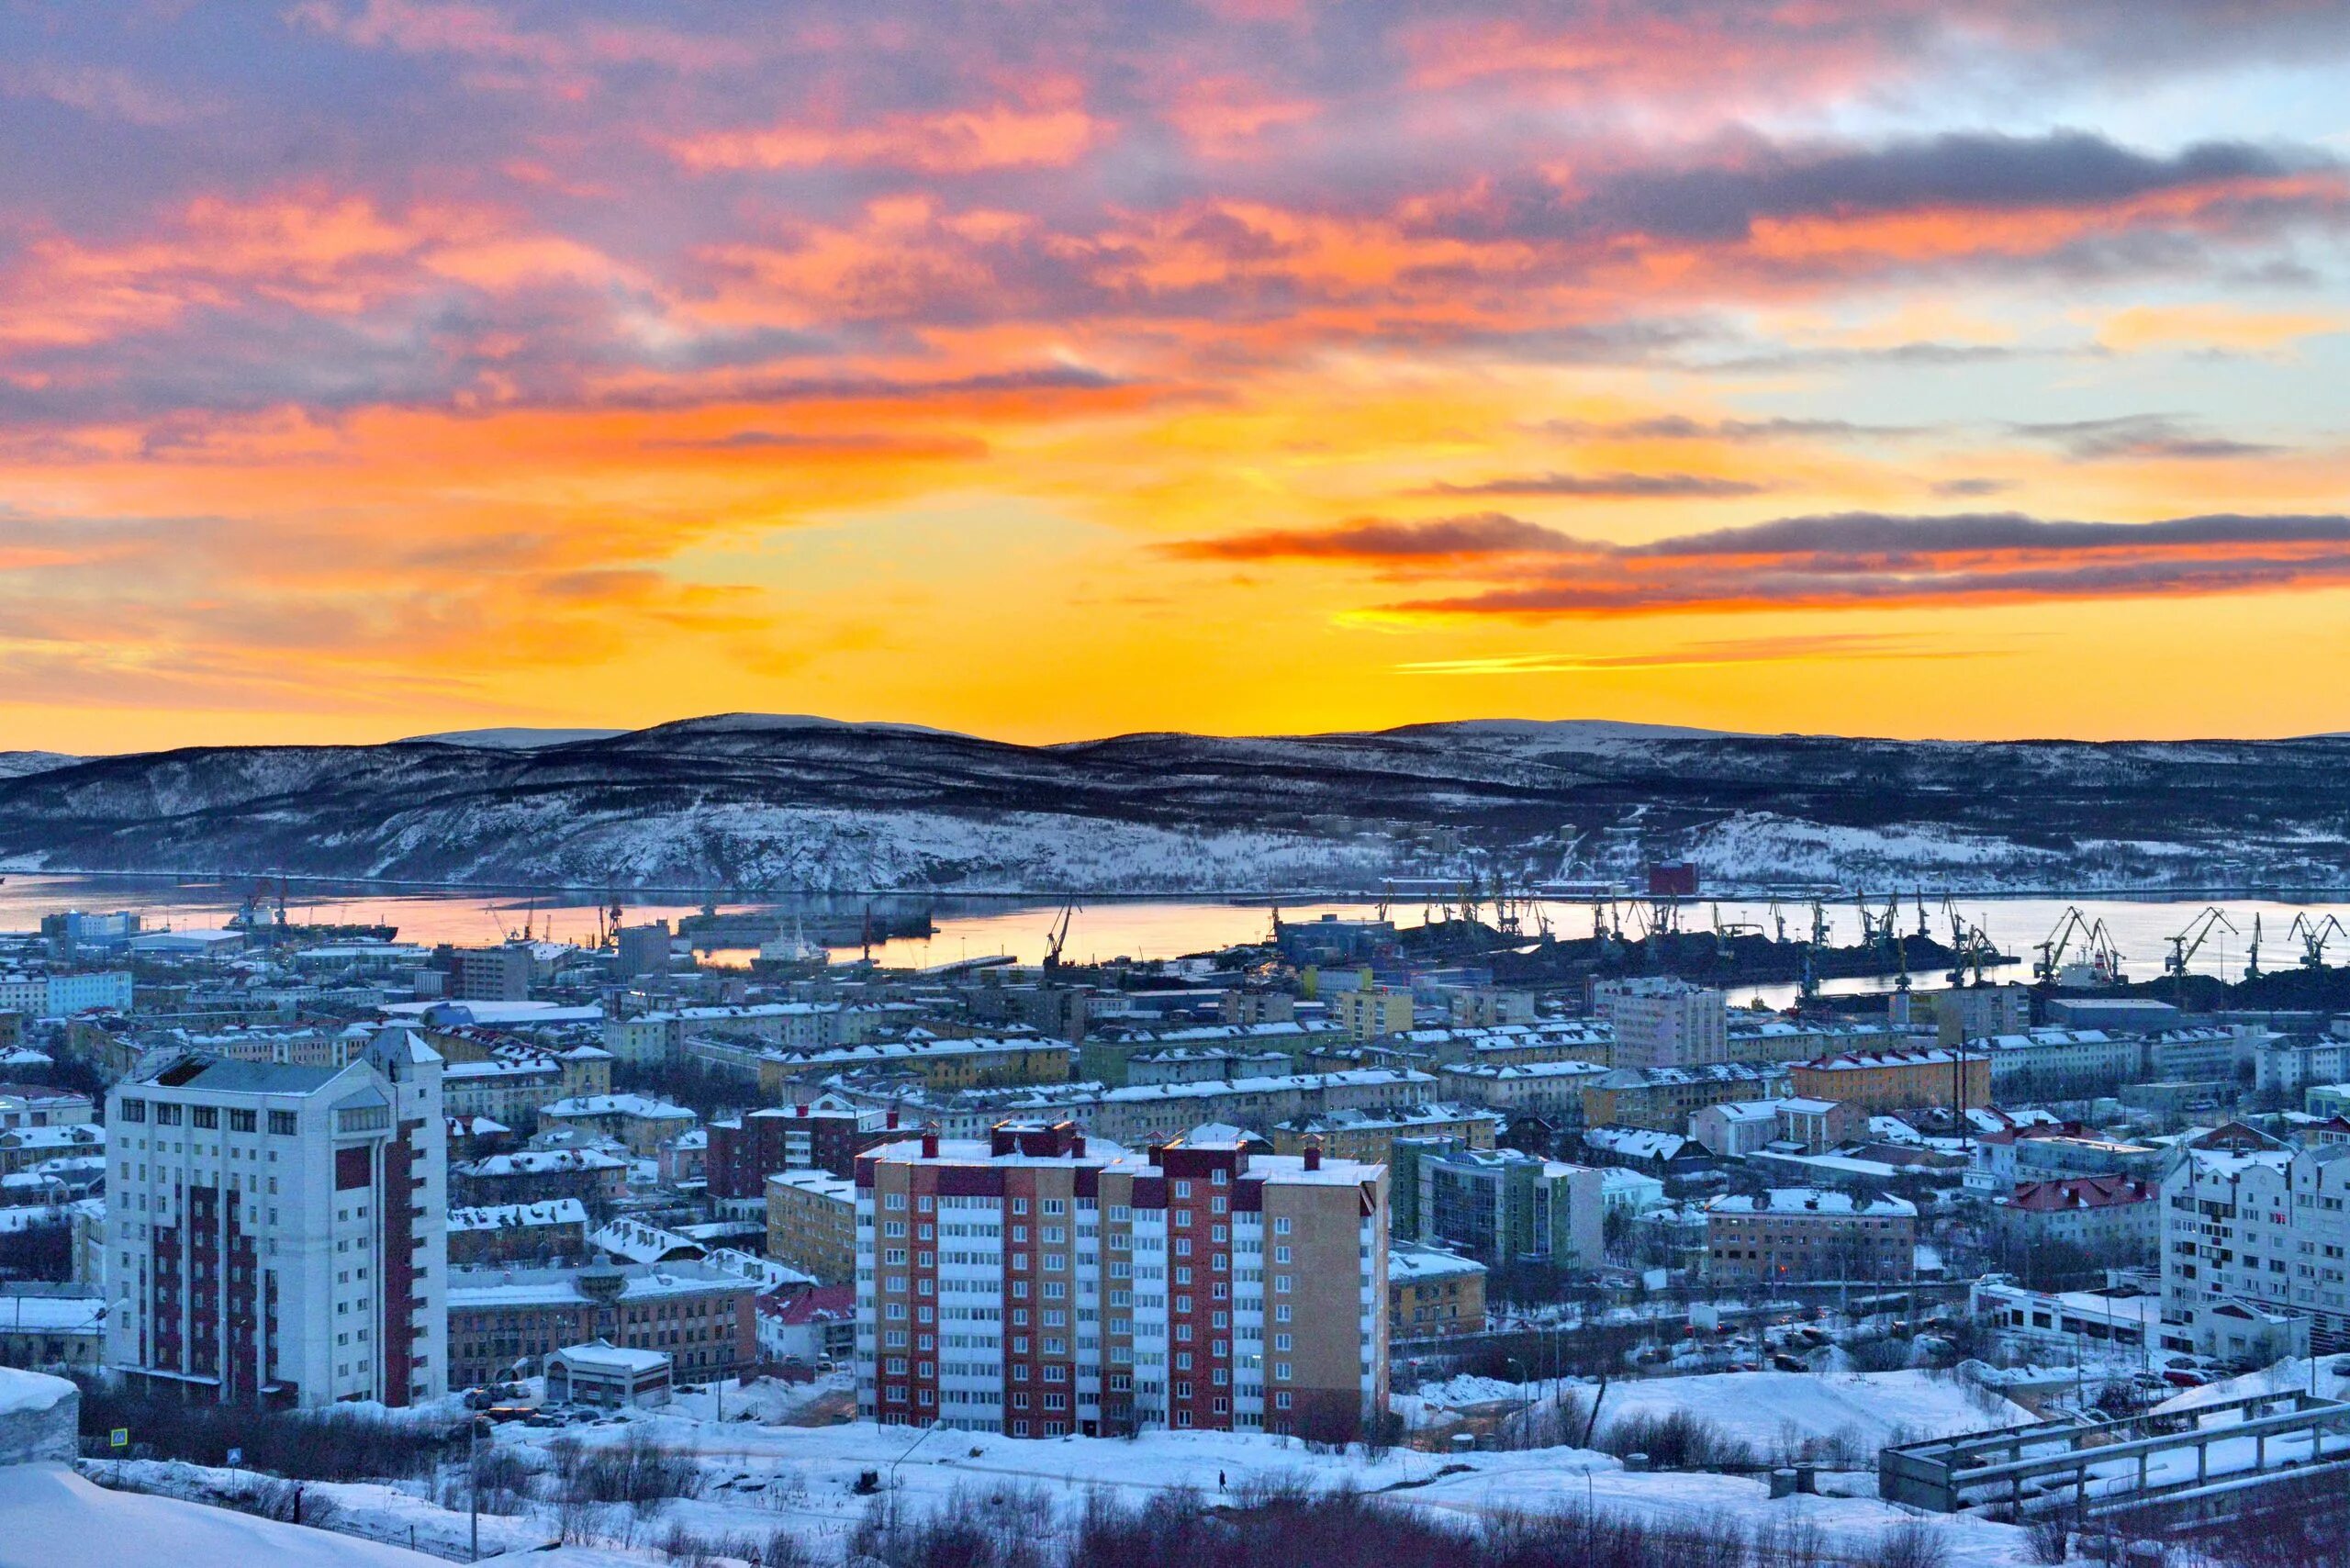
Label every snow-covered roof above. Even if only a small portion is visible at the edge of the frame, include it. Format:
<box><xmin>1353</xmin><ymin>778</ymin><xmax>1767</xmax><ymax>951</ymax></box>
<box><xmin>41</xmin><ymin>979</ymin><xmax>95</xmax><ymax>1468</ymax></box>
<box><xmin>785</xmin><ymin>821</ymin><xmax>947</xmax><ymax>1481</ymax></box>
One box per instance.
<box><xmin>1707</xmin><ymin>1189</ymin><xmax>1917</xmax><ymax>1217</ymax></box>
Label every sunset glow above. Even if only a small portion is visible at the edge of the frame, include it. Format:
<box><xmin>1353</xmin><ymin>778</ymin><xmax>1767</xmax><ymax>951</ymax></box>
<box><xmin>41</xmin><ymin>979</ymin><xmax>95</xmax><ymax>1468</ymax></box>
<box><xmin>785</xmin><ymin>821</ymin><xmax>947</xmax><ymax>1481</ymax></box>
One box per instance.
<box><xmin>3</xmin><ymin>4</ymin><xmax>2347</xmax><ymax>749</ymax></box>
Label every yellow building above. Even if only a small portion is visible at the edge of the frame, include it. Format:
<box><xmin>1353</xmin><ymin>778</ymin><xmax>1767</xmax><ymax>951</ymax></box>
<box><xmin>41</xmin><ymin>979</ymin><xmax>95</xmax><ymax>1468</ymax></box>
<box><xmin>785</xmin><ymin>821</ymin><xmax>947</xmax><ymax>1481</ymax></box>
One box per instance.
<box><xmin>1388</xmin><ymin>1241</ymin><xmax>1487</xmax><ymax>1339</ymax></box>
<box><xmin>1331</xmin><ymin>988</ymin><xmax>1416</xmax><ymax>1042</ymax></box>
<box><xmin>1789</xmin><ymin>1047</ymin><xmax>1989</xmax><ymax>1114</ymax></box>
<box><xmin>765</xmin><ymin>1168</ymin><xmax>858</xmax><ymax>1285</ymax></box>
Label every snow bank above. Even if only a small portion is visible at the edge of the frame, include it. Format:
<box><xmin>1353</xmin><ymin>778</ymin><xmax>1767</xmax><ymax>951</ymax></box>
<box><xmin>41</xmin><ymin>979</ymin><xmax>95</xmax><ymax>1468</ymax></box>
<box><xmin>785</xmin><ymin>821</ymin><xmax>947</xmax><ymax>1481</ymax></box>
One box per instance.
<box><xmin>1592</xmin><ymin>1370</ymin><xmax>2029</xmax><ymax>1459</ymax></box>
<box><xmin>0</xmin><ymin>1464</ymin><xmax>438</xmax><ymax>1568</ymax></box>
<box><xmin>0</xmin><ymin>1366</ymin><xmax>77</xmax><ymax>1465</ymax></box>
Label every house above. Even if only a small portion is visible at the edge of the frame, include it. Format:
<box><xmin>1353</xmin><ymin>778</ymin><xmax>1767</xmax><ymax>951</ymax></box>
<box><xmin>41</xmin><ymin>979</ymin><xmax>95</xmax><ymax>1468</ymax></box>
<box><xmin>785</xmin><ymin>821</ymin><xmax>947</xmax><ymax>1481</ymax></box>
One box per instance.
<box><xmin>543</xmin><ymin>1340</ymin><xmax>671</xmax><ymax>1408</ymax></box>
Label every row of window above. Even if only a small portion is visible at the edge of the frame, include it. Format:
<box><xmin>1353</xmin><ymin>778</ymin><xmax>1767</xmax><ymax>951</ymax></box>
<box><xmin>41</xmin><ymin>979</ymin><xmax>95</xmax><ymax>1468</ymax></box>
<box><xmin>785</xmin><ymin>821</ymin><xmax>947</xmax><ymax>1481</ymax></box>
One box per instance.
<box><xmin>120</xmin><ymin>1101</ymin><xmax>297</xmax><ymax>1136</ymax></box>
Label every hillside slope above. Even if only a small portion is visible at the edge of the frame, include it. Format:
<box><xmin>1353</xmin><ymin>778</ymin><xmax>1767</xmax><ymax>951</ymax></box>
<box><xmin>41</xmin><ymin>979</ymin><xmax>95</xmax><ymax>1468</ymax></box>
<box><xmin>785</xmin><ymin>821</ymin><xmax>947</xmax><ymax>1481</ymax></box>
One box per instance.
<box><xmin>0</xmin><ymin>715</ymin><xmax>2343</xmax><ymax>892</ymax></box>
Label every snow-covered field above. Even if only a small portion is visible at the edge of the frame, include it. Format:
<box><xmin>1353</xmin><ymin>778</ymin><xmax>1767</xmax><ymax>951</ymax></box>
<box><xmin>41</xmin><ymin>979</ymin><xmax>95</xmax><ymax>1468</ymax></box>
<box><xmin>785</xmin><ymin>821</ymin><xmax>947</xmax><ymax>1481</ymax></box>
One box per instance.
<box><xmin>56</xmin><ymin>1370</ymin><xmax>2043</xmax><ymax>1568</ymax></box>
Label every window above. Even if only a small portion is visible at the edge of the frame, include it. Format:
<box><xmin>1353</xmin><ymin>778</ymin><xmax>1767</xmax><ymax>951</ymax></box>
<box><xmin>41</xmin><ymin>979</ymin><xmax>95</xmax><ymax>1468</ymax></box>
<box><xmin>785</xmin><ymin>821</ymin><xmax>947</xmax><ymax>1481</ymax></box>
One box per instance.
<box><xmin>269</xmin><ymin>1110</ymin><xmax>297</xmax><ymax>1136</ymax></box>
<box><xmin>156</xmin><ymin>1103</ymin><xmax>184</xmax><ymax>1126</ymax></box>
<box><xmin>229</xmin><ymin>1108</ymin><xmax>255</xmax><ymax>1133</ymax></box>
<box><xmin>192</xmin><ymin>1105</ymin><xmax>219</xmax><ymax>1129</ymax></box>
<box><xmin>119</xmin><ymin>1100</ymin><xmax>146</xmax><ymax>1123</ymax></box>
<box><xmin>1272</xmin><ymin>1216</ymin><xmax>1292</xmax><ymax>1236</ymax></box>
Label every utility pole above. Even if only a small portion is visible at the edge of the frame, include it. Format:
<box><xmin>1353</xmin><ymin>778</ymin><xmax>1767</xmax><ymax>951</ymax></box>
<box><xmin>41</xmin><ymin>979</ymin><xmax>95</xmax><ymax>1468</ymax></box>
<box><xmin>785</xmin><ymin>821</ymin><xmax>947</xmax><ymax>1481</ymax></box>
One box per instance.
<box><xmin>469</xmin><ymin>1414</ymin><xmax>480</xmax><ymax>1562</ymax></box>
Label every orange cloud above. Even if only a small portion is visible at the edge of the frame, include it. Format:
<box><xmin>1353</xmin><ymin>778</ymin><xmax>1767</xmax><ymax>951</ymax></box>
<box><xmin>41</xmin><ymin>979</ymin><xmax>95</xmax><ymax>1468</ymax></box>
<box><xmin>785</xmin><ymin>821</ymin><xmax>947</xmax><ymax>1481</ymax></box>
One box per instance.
<box><xmin>672</xmin><ymin>104</ymin><xmax>1108</xmax><ymax>174</ymax></box>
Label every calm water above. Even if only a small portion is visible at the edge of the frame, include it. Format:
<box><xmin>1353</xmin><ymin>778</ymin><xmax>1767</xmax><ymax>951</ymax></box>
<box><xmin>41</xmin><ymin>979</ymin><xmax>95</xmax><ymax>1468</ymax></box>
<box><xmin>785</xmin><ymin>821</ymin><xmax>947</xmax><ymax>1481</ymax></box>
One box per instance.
<box><xmin>4</xmin><ymin>874</ymin><xmax>2347</xmax><ymax>998</ymax></box>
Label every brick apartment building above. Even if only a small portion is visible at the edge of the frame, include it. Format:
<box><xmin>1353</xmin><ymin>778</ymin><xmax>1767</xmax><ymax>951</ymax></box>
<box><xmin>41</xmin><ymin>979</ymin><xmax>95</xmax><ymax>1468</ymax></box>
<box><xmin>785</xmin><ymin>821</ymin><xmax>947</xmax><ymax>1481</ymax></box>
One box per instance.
<box><xmin>856</xmin><ymin>1124</ymin><xmax>1388</xmax><ymax>1439</ymax></box>
<box><xmin>1704</xmin><ymin>1189</ymin><xmax>1917</xmax><ymax>1285</ymax></box>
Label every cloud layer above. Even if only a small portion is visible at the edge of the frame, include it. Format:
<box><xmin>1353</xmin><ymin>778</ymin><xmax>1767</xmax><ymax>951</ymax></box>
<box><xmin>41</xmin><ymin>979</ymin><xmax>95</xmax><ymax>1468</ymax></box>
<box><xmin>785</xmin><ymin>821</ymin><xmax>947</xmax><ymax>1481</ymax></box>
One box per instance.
<box><xmin>0</xmin><ymin>3</ymin><xmax>2344</xmax><ymax>741</ymax></box>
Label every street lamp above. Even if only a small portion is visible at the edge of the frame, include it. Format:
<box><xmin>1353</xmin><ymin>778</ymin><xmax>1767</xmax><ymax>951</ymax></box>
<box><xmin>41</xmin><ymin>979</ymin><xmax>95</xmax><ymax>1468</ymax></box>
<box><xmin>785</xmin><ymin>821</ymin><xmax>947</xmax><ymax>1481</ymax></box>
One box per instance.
<box><xmin>885</xmin><ymin>1418</ymin><xmax>947</xmax><ymax>1534</ymax></box>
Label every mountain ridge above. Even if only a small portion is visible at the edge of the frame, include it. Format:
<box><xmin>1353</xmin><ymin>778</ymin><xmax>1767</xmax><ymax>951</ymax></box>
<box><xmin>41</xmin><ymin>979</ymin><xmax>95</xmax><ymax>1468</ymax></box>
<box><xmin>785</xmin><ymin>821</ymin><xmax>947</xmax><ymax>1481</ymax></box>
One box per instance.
<box><xmin>0</xmin><ymin>717</ymin><xmax>2344</xmax><ymax>893</ymax></box>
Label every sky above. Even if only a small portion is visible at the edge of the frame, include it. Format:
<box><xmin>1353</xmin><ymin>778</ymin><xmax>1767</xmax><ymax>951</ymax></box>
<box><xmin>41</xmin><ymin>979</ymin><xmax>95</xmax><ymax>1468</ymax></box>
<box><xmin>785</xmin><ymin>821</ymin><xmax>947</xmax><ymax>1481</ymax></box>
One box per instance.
<box><xmin>1</xmin><ymin>2</ymin><xmax>2347</xmax><ymax>753</ymax></box>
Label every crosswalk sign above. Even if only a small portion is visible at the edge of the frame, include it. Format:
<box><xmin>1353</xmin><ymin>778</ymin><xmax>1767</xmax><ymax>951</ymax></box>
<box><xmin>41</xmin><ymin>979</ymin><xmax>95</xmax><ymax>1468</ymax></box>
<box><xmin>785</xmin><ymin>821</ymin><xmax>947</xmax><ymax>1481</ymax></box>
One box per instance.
<box><xmin>109</xmin><ymin>1428</ymin><xmax>128</xmax><ymax>1450</ymax></box>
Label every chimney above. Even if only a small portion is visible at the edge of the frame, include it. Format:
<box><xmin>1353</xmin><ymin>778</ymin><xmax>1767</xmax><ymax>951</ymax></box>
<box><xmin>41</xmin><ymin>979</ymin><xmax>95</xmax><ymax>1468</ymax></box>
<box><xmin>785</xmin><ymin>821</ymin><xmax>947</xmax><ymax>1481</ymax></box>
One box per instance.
<box><xmin>797</xmin><ymin>1102</ymin><xmax>809</xmax><ymax>1117</ymax></box>
<box><xmin>887</xmin><ymin>1110</ymin><xmax>900</xmax><ymax>1129</ymax></box>
<box><xmin>1072</xmin><ymin>1134</ymin><xmax>1087</xmax><ymax>1158</ymax></box>
<box><xmin>1303</xmin><ymin>1140</ymin><xmax>1322</xmax><ymax>1171</ymax></box>
<box><xmin>921</xmin><ymin>1128</ymin><xmax>940</xmax><ymax>1159</ymax></box>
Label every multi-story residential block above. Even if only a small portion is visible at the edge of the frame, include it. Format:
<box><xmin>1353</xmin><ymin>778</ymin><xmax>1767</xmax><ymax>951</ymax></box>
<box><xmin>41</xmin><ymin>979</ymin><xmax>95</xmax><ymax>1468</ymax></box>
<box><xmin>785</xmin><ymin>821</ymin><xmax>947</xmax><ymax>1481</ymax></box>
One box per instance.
<box><xmin>451</xmin><ymin>1147</ymin><xmax>630</xmax><ymax>1207</ymax></box>
<box><xmin>1435</xmin><ymin>1059</ymin><xmax>1609</xmax><ymax>1126</ymax></box>
<box><xmin>1582</xmin><ymin>1062</ymin><xmax>1786</xmax><ymax>1133</ymax></box>
<box><xmin>1970</xmin><ymin>1124</ymin><xmax>2165</xmax><ymax>1196</ymax></box>
<box><xmin>445</xmin><ymin>1260</ymin><xmax>757</xmax><ymax>1389</ymax></box>
<box><xmin>0</xmin><ymin>1086</ymin><xmax>95</xmax><ymax>1130</ymax></box>
<box><xmin>854</xmin><ymin>1124</ymin><xmax>1388</xmax><ymax>1440</ymax></box>
<box><xmin>450</xmin><ymin>946</ymin><xmax>532</xmax><ymax>1004</ymax></box>
<box><xmin>1387</xmin><ymin>1240</ymin><xmax>1486</xmax><ymax>1338</ymax></box>
<box><xmin>445</xmin><ymin>1198</ymin><xmax>591</xmax><ymax>1265</ymax></box>
<box><xmin>1594</xmin><ymin>978</ymin><xmax>1727</xmax><ymax>1070</ymax></box>
<box><xmin>429</xmin><ymin>1027</ymin><xmax>612</xmax><ymax>1126</ymax></box>
<box><xmin>708</xmin><ymin>1094</ymin><xmax>901</xmax><ymax>1198</ymax></box>
<box><xmin>1269</xmin><ymin>1103</ymin><xmax>1502</xmax><ymax>1167</ymax></box>
<box><xmin>766</xmin><ymin>1169</ymin><xmax>857</xmax><ymax>1284</ymax></box>
<box><xmin>2157</xmin><ymin>1132</ymin><xmax>2312</xmax><ymax>1361</ymax></box>
<box><xmin>1980</xmin><ymin>1029</ymin><xmax>2144</xmax><ymax>1093</ymax></box>
<box><xmin>0</xmin><ymin>971</ymin><xmax>134</xmax><ymax>1018</ymax></box>
<box><xmin>1415</xmin><ymin>1147</ymin><xmax>1605</xmax><ymax>1269</ymax></box>
<box><xmin>1991</xmin><ymin>1175</ymin><xmax>2158</xmax><ymax>1261</ymax></box>
<box><xmin>1411</xmin><ymin>1021</ymin><xmax>1613</xmax><ymax>1069</ymax></box>
<box><xmin>758</xmin><ymin>1037</ymin><xmax>1073</xmax><ymax>1096</ymax></box>
<box><xmin>1704</xmin><ymin>1189</ymin><xmax>1916</xmax><ymax>1285</ymax></box>
<box><xmin>1726</xmin><ymin>1019</ymin><xmax>1914</xmax><ymax>1067</ymax></box>
<box><xmin>1926</xmin><ymin>983</ymin><xmax>2031</xmax><ymax>1047</ymax></box>
<box><xmin>603</xmin><ymin>1002</ymin><xmax>863</xmax><ymax>1065</ymax></box>
<box><xmin>1789</xmin><ymin>1047</ymin><xmax>1988</xmax><ymax>1114</ymax></box>
<box><xmin>103</xmin><ymin>1030</ymin><xmax>448</xmax><ymax>1407</ymax></box>
<box><xmin>614</xmin><ymin>922</ymin><xmax>673</xmax><ymax>980</ymax></box>
<box><xmin>0</xmin><ymin>1123</ymin><xmax>105</xmax><ymax>1178</ymax></box>
<box><xmin>1330</xmin><ymin>989</ymin><xmax>1416</xmax><ymax>1042</ymax></box>
<box><xmin>538</xmin><ymin>1094</ymin><xmax>696</xmax><ymax>1156</ymax></box>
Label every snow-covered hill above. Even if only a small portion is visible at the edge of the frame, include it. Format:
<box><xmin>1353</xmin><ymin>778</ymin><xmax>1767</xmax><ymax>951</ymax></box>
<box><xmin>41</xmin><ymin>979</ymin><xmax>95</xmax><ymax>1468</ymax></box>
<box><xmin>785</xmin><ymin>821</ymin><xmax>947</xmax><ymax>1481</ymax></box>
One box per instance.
<box><xmin>0</xmin><ymin>716</ymin><xmax>2344</xmax><ymax>893</ymax></box>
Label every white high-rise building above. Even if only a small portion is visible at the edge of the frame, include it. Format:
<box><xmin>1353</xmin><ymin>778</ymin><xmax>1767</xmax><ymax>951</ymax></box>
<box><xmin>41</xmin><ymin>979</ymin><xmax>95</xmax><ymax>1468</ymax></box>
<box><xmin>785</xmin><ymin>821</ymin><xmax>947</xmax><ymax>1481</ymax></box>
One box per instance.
<box><xmin>104</xmin><ymin>1027</ymin><xmax>448</xmax><ymax>1407</ymax></box>
<box><xmin>1595</xmin><ymin>977</ymin><xmax>1728</xmax><ymax>1069</ymax></box>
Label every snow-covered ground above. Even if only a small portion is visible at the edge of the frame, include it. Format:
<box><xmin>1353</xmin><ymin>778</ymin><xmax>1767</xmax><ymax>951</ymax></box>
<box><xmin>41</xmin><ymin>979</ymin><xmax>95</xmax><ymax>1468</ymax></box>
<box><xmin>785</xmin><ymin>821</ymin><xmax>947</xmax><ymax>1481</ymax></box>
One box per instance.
<box><xmin>1591</xmin><ymin>1369</ymin><xmax>2031</xmax><ymax>1457</ymax></box>
<box><xmin>39</xmin><ymin>1369</ymin><xmax>2049</xmax><ymax>1566</ymax></box>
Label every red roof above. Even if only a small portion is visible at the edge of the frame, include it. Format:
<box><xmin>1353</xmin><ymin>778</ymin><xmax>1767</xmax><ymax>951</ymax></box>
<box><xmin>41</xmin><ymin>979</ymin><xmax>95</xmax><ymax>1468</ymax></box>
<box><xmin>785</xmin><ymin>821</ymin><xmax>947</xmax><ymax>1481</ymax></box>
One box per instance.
<box><xmin>772</xmin><ymin>1284</ymin><xmax>854</xmax><ymax>1325</ymax></box>
<box><xmin>2000</xmin><ymin>1174</ymin><xmax>2154</xmax><ymax>1212</ymax></box>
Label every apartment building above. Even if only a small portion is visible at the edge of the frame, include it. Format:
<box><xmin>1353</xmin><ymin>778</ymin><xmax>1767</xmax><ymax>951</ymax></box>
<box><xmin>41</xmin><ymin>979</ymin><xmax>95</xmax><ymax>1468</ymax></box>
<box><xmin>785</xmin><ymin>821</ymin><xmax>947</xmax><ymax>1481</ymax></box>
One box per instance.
<box><xmin>1926</xmin><ymin>983</ymin><xmax>2031</xmax><ymax>1047</ymax></box>
<box><xmin>766</xmin><ymin>1169</ymin><xmax>857</xmax><ymax>1284</ymax></box>
<box><xmin>451</xmin><ymin>1147</ymin><xmax>630</xmax><ymax>1207</ymax></box>
<box><xmin>854</xmin><ymin>1123</ymin><xmax>1388</xmax><ymax>1440</ymax></box>
<box><xmin>1594</xmin><ymin>978</ymin><xmax>1727</xmax><ymax>1070</ymax></box>
<box><xmin>445</xmin><ymin>1199</ymin><xmax>590</xmax><ymax>1265</ymax></box>
<box><xmin>757</xmin><ymin>1037</ymin><xmax>1072</xmax><ymax>1095</ymax></box>
<box><xmin>1269</xmin><ymin>1103</ymin><xmax>1502</xmax><ymax>1167</ymax></box>
<box><xmin>2157</xmin><ymin>1134</ymin><xmax>2313</xmax><ymax>1361</ymax></box>
<box><xmin>1436</xmin><ymin>1059</ymin><xmax>1609</xmax><ymax>1126</ymax></box>
<box><xmin>103</xmin><ymin>1029</ymin><xmax>448</xmax><ymax>1407</ymax></box>
<box><xmin>1414</xmin><ymin>1147</ymin><xmax>1606</xmax><ymax>1270</ymax></box>
<box><xmin>707</xmin><ymin>1093</ymin><xmax>901</xmax><ymax>1198</ymax></box>
<box><xmin>1387</xmin><ymin>1240</ymin><xmax>1486</xmax><ymax>1338</ymax></box>
<box><xmin>1330</xmin><ymin>989</ymin><xmax>1416</xmax><ymax>1042</ymax></box>
<box><xmin>449</xmin><ymin>946</ymin><xmax>532</xmax><ymax>1004</ymax></box>
<box><xmin>0</xmin><ymin>971</ymin><xmax>133</xmax><ymax>1018</ymax></box>
<box><xmin>1704</xmin><ymin>1190</ymin><xmax>1916</xmax><ymax>1285</ymax></box>
<box><xmin>1413</xmin><ymin>1021</ymin><xmax>1613</xmax><ymax>1069</ymax></box>
<box><xmin>445</xmin><ymin>1260</ymin><xmax>756</xmax><ymax>1390</ymax></box>
<box><xmin>1992</xmin><ymin>1175</ymin><xmax>2158</xmax><ymax>1261</ymax></box>
<box><xmin>1981</xmin><ymin>1029</ymin><xmax>2144</xmax><ymax>1093</ymax></box>
<box><xmin>0</xmin><ymin>1086</ymin><xmax>95</xmax><ymax>1130</ymax></box>
<box><xmin>1789</xmin><ymin>1047</ymin><xmax>1988</xmax><ymax>1114</ymax></box>
<box><xmin>431</xmin><ymin>1029</ymin><xmax>612</xmax><ymax>1127</ymax></box>
<box><xmin>1582</xmin><ymin>1062</ymin><xmax>1786</xmax><ymax>1133</ymax></box>
<box><xmin>537</xmin><ymin>1093</ymin><xmax>697</xmax><ymax>1156</ymax></box>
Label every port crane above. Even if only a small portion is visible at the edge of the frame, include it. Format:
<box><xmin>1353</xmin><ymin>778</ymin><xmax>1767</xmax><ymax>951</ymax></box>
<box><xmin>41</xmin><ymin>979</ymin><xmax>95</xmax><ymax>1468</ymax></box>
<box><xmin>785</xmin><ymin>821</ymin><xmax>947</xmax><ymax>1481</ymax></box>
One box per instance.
<box><xmin>2035</xmin><ymin>905</ymin><xmax>2124</xmax><ymax>986</ymax></box>
<box><xmin>2288</xmin><ymin>912</ymin><xmax>2348</xmax><ymax>969</ymax></box>
<box><xmin>2246</xmin><ymin>913</ymin><xmax>2264</xmax><ymax>980</ymax></box>
<box><xmin>2165</xmin><ymin>906</ymin><xmax>2236</xmax><ymax>978</ymax></box>
<box><xmin>1043</xmin><ymin>898</ymin><xmax>1079</xmax><ymax>971</ymax></box>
